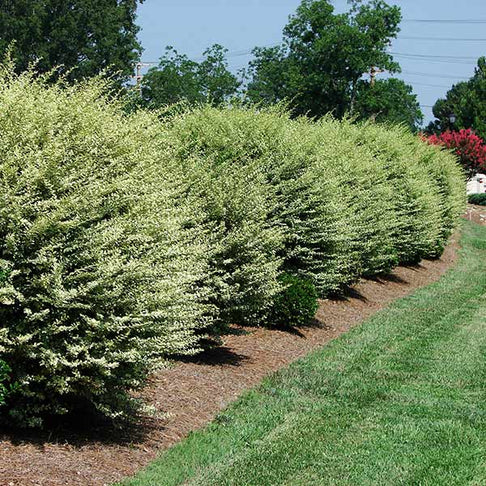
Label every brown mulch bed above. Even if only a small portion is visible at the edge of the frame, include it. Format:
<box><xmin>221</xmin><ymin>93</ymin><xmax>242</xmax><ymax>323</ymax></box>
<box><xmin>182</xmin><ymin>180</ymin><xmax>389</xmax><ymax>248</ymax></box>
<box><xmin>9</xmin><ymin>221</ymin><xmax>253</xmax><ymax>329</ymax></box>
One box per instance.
<box><xmin>464</xmin><ymin>203</ymin><xmax>486</xmax><ymax>226</ymax></box>
<box><xmin>0</xmin><ymin>239</ymin><xmax>459</xmax><ymax>486</ymax></box>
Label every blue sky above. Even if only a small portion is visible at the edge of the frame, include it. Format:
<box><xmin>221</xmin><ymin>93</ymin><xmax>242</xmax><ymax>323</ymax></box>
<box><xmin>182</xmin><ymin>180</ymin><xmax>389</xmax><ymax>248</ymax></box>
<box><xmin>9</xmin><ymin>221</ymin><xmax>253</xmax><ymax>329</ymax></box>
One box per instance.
<box><xmin>136</xmin><ymin>0</ymin><xmax>486</xmax><ymax>125</ymax></box>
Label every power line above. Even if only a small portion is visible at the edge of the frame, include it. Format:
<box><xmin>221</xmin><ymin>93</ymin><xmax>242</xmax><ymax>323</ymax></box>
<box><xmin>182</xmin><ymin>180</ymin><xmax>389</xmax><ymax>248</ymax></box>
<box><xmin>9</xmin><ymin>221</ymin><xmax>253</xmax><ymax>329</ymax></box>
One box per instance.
<box><xmin>142</xmin><ymin>40</ymin><xmax>481</xmax><ymax>66</ymax></box>
<box><xmin>225</xmin><ymin>44</ymin><xmax>280</xmax><ymax>58</ymax></box>
<box><xmin>399</xmin><ymin>35</ymin><xmax>486</xmax><ymax>42</ymax></box>
<box><xmin>392</xmin><ymin>56</ymin><xmax>475</xmax><ymax>66</ymax></box>
<box><xmin>226</xmin><ymin>50</ymin><xmax>254</xmax><ymax>58</ymax></box>
<box><xmin>392</xmin><ymin>52</ymin><xmax>479</xmax><ymax>66</ymax></box>
<box><xmin>395</xmin><ymin>58</ymin><xmax>472</xmax><ymax>66</ymax></box>
<box><xmin>225</xmin><ymin>44</ymin><xmax>483</xmax><ymax>61</ymax></box>
<box><xmin>391</xmin><ymin>52</ymin><xmax>478</xmax><ymax>60</ymax></box>
<box><xmin>403</xmin><ymin>19</ymin><xmax>486</xmax><ymax>24</ymax></box>
<box><xmin>195</xmin><ymin>44</ymin><xmax>280</xmax><ymax>61</ymax></box>
<box><xmin>193</xmin><ymin>49</ymin><xmax>256</xmax><ymax>61</ymax></box>
<box><xmin>401</xmin><ymin>70</ymin><xmax>469</xmax><ymax>80</ymax></box>
<box><xmin>402</xmin><ymin>80</ymin><xmax>452</xmax><ymax>89</ymax></box>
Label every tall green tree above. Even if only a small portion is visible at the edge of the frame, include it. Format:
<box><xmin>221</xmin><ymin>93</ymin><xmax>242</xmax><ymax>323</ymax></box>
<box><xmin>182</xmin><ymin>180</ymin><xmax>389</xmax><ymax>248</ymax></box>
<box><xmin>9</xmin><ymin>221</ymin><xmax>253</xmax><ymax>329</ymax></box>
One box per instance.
<box><xmin>140</xmin><ymin>44</ymin><xmax>240</xmax><ymax>109</ymax></box>
<box><xmin>355</xmin><ymin>78</ymin><xmax>423</xmax><ymax>130</ymax></box>
<box><xmin>245</xmin><ymin>0</ymin><xmax>401</xmax><ymax>119</ymax></box>
<box><xmin>0</xmin><ymin>0</ymin><xmax>143</xmax><ymax>82</ymax></box>
<box><xmin>427</xmin><ymin>57</ymin><xmax>486</xmax><ymax>139</ymax></box>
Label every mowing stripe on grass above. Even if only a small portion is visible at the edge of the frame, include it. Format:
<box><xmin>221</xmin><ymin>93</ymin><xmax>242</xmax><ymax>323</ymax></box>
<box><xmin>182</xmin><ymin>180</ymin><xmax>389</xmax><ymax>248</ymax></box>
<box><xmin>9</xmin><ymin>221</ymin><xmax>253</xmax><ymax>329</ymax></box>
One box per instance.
<box><xmin>120</xmin><ymin>221</ymin><xmax>486</xmax><ymax>486</ymax></box>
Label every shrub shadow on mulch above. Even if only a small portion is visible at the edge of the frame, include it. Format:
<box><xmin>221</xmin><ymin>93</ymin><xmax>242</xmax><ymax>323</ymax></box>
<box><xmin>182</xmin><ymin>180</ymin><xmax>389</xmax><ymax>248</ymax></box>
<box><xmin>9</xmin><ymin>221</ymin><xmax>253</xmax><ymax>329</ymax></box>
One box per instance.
<box><xmin>330</xmin><ymin>285</ymin><xmax>369</xmax><ymax>303</ymax></box>
<box><xmin>177</xmin><ymin>345</ymin><xmax>250</xmax><ymax>367</ymax></box>
<box><xmin>0</xmin><ymin>408</ymin><xmax>158</xmax><ymax>449</ymax></box>
<box><xmin>365</xmin><ymin>272</ymin><xmax>409</xmax><ymax>284</ymax></box>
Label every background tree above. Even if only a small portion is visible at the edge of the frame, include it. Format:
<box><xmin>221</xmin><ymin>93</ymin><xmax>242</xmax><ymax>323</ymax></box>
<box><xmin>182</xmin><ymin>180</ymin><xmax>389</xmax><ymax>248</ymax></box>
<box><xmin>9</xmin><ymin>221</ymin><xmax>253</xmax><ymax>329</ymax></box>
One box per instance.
<box><xmin>0</xmin><ymin>0</ymin><xmax>143</xmax><ymax>83</ymax></box>
<box><xmin>354</xmin><ymin>78</ymin><xmax>423</xmax><ymax>130</ymax></box>
<box><xmin>245</xmin><ymin>0</ymin><xmax>402</xmax><ymax>119</ymax></box>
<box><xmin>427</xmin><ymin>56</ymin><xmax>486</xmax><ymax>139</ymax></box>
<box><xmin>141</xmin><ymin>47</ymin><xmax>203</xmax><ymax>107</ymax></box>
<box><xmin>141</xmin><ymin>44</ymin><xmax>240</xmax><ymax>109</ymax></box>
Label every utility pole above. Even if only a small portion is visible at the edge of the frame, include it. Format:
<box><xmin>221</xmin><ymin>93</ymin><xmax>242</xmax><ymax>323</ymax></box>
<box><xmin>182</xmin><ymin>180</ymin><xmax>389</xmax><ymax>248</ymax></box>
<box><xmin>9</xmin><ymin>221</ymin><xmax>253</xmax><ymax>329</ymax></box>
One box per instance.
<box><xmin>369</xmin><ymin>66</ymin><xmax>384</xmax><ymax>86</ymax></box>
<box><xmin>135</xmin><ymin>62</ymin><xmax>143</xmax><ymax>85</ymax></box>
<box><xmin>132</xmin><ymin>62</ymin><xmax>157</xmax><ymax>93</ymax></box>
<box><xmin>368</xmin><ymin>67</ymin><xmax>385</xmax><ymax>123</ymax></box>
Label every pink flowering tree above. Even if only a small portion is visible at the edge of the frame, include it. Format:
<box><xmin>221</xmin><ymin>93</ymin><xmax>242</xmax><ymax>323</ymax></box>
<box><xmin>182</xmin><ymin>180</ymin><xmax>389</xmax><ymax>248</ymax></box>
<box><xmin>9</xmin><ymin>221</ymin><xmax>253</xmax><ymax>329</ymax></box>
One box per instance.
<box><xmin>426</xmin><ymin>129</ymin><xmax>486</xmax><ymax>178</ymax></box>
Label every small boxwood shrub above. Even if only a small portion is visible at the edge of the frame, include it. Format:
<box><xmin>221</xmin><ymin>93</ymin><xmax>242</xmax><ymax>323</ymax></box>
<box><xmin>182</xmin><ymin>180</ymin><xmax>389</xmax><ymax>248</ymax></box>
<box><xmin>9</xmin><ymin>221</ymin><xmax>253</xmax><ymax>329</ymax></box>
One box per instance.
<box><xmin>469</xmin><ymin>193</ymin><xmax>486</xmax><ymax>206</ymax></box>
<box><xmin>271</xmin><ymin>273</ymin><xmax>319</xmax><ymax>328</ymax></box>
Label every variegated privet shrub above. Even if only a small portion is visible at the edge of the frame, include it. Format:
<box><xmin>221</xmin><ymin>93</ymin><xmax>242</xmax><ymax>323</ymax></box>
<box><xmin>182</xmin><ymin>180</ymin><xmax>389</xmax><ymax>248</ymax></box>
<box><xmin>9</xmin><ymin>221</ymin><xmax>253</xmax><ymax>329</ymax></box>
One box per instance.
<box><xmin>162</xmin><ymin>114</ymin><xmax>284</xmax><ymax>326</ymax></box>
<box><xmin>186</xmin><ymin>160</ymin><xmax>284</xmax><ymax>327</ymax></box>
<box><xmin>413</xmin><ymin>133</ymin><xmax>467</xmax><ymax>247</ymax></box>
<box><xmin>311</xmin><ymin>119</ymin><xmax>399</xmax><ymax>277</ymax></box>
<box><xmin>165</xmin><ymin>107</ymin><xmax>358</xmax><ymax>297</ymax></box>
<box><xmin>343</xmin><ymin>122</ymin><xmax>465</xmax><ymax>261</ymax></box>
<box><xmin>337</xmin><ymin>121</ymin><xmax>445</xmax><ymax>263</ymax></box>
<box><xmin>0</xmin><ymin>69</ymin><xmax>214</xmax><ymax>427</ymax></box>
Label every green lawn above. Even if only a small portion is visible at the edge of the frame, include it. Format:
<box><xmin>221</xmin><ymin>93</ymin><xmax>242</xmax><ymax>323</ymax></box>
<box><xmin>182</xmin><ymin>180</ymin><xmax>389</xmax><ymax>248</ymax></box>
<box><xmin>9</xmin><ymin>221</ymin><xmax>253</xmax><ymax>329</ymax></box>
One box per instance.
<box><xmin>121</xmin><ymin>221</ymin><xmax>486</xmax><ymax>486</ymax></box>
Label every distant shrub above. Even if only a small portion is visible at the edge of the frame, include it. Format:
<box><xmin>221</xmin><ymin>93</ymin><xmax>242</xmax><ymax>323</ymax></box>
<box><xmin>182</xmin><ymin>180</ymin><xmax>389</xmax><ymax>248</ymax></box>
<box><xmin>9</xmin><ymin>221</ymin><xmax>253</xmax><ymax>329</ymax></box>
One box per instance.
<box><xmin>468</xmin><ymin>193</ymin><xmax>486</xmax><ymax>205</ymax></box>
<box><xmin>0</xmin><ymin>69</ymin><xmax>213</xmax><ymax>427</ymax></box>
<box><xmin>271</xmin><ymin>273</ymin><xmax>318</xmax><ymax>328</ymax></box>
<box><xmin>415</xmin><ymin>137</ymin><xmax>467</xmax><ymax>248</ymax></box>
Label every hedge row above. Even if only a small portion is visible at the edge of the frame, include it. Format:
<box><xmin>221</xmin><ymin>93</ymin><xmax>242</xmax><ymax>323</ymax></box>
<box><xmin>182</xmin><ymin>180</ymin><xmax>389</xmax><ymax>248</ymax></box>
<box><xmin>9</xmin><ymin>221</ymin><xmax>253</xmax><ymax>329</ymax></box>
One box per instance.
<box><xmin>166</xmin><ymin>107</ymin><xmax>465</xmax><ymax>295</ymax></box>
<box><xmin>0</xmin><ymin>73</ymin><xmax>465</xmax><ymax>427</ymax></box>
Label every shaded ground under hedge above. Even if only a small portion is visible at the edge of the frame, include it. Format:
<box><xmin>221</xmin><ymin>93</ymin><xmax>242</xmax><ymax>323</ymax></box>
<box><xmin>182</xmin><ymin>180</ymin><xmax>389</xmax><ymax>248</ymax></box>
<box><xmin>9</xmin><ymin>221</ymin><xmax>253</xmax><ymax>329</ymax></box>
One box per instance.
<box><xmin>0</xmin><ymin>235</ymin><xmax>459</xmax><ymax>486</ymax></box>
